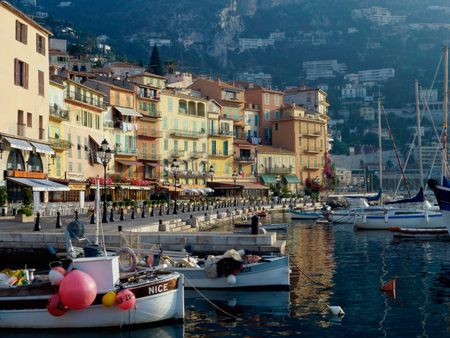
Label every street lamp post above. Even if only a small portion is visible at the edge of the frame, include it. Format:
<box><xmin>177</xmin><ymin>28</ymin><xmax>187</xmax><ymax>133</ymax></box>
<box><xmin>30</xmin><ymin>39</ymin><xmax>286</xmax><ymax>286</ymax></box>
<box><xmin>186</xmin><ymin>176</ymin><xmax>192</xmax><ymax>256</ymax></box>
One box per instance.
<box><xmin>96</xmin><ymin>139</ymin><xmax>112</xmax><ymax>224</ymax></box>
<box><xmin>171</xmin><ymin>159</ymin><xmax>180</xmax><ymax>214</ymax></box>
<box><xmin>209</xmin><ymin>165</ymin><xmax>215</xmax><ymax>183</ymax></box>
<box><xmin>232</xmin><ymin>170</ymin><xmax>238</xmax><ymax>206</ymax></box>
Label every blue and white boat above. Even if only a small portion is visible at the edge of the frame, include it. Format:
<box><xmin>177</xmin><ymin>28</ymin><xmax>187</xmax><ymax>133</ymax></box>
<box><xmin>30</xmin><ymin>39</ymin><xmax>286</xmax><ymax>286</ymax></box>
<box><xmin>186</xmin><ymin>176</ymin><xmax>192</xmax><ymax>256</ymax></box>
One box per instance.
<box><xmin>428</xmin><ymin>178</ymin><xmax>450</xmax><ymax>235</ymax></box>
<box><xmin>289</xmin><ymin>209</ymin><xmax>323</xmax><ymax>220</ymax></box>
<box><xmin>354</xmin><ymin>188</ymin><xmax>443</xmax><ymax>230</ymax></box>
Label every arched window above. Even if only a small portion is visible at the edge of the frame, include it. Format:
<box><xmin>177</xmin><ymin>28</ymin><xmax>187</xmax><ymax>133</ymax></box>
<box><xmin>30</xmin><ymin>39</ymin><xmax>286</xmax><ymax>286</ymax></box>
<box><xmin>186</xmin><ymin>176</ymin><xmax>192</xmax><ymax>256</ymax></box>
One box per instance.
<box><xmin>179</xmin><ymin>100</ymin><xmax>187</xmax><ymax>114</ymax></box>
<box><xmin>27</xmin><ymin>153</ymin><xmax>43</xmax><ymax>172</ymax></box>
<box><xmin>188</xmin><ymin>101</ymin><xmax>196</xmax><ymax>115</ymax></box>
<box><xmin>6</xmin><ymin>149</ymin><xmax>25</xmax><ymax>170</ymax></box>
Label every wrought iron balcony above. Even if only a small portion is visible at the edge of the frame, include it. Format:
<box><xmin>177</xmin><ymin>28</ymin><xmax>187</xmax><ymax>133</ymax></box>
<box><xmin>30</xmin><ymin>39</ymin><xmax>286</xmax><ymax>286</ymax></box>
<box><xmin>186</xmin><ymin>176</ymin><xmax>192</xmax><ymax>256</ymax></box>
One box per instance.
<box><xmin>265</xmin><ymin>166</ymin><xmax>292</xmax><ymax>174</ymax></box>
<box><xmin>170</xmin><ymin>150</ymin><xmax>186</xmax><ymax>158</ymax></box>
<box><xmin>114</xmin><ymin>147</ymin><xmax>137</xmax><ymax>155</ymax></box>
<box><xmin>208</xmin><ymin>129</ymin><xmax>233</xmax><ymax>137</ymax></box>
<box><xmin>48</xmin><ymin>137</ymin><xmax>71</xmax><ymax>150</ymax></box>
<box><xmin>190</xmin><ymin>151</ymin><xmax>204</xmax><ymax>159</ymax></box>
<box><xmin>65</xmin><ymin>90</ymin><xmax>105</xmax><ymax>109</ymax></box>
<box><xmin>209</xmin><ymin>150</ymin><xmax>232</xmax><ymax>157</ymax></box>
<box><xmin>235</xmin><ymin>156</ymin><xmax>255</xmax><ymax>163</ymax></box>
<box><xmin>170</xmin><ymin>129</ymin><xmax>205</xmax><ymax>139</ymax></box>
<box><xmin>49</xmin><ymin>105</ymin><xmax>69</xmax><ymax>121</ymax></box>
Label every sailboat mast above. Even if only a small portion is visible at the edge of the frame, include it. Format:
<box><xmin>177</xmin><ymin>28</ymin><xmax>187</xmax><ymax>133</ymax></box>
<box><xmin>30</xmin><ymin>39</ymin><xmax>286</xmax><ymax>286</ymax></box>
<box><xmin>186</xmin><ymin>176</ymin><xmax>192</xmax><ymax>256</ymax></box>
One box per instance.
<box><xmin>443</xmin><ymin>45</ymin><xmax>448</xmax><ymax>184</ymax></box>
<box><xmin>378</xmin><ymin>96</ymin><xmax>383</xmax><ymax>193</ymax></box>
<box><xmin>415</xmin><ymin>80</ymin><xmax>424</xmax><ymax>188</ymax></box>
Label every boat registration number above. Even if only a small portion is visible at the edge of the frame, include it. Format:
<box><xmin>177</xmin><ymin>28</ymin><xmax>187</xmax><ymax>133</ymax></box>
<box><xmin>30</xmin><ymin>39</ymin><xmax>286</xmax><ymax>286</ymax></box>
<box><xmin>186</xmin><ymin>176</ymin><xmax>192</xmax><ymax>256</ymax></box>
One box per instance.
<box><xmin>148</xmin><ymin>282</ymin><xmax>169</xmax><ymax>295</ymax></box>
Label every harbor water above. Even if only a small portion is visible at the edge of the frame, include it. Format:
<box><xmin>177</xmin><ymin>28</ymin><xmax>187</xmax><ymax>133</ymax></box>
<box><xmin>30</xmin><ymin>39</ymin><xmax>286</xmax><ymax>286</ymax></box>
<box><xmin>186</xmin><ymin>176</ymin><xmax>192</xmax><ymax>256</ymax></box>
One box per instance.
<box><xmin>2</xmin><ymin>214</ymin><xmax>450</xmax><ymax>337</ymax></box>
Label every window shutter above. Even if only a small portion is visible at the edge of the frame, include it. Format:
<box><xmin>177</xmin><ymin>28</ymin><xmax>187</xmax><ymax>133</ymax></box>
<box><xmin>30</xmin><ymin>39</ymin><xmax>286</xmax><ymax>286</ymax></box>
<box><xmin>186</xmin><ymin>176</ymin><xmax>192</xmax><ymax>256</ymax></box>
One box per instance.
<box><xmin>38</xmin><ymin>70</ymin><xmax>44</xmax><ymax>96</ymax></box>
<box><xmin>15</xmin><ymin>21</ymin><xmax>20</xmax><ymax>41</ymax></box>
<box><xmin>14</xmin><ymin>59</ymin><xmax>18</xmax><ymax>85</ymax></box>
<box><xmin>43</xmin><ymin>38</ymin><xmax>46</xmax><ymax>56</ymax></box>
<box><xmin>23</xmin><ymin>24</ymin><xmax>27</xmax><ymax>44</ymax></box>
<box><xmin>36</xmin><ymin>33</ymin><xmax>38</xmax><ymax>53</ymax></box>
<box><xmin>24</xmin><ymin>62</ymin><xmax>29</xmax><ymax>89</ymax></box>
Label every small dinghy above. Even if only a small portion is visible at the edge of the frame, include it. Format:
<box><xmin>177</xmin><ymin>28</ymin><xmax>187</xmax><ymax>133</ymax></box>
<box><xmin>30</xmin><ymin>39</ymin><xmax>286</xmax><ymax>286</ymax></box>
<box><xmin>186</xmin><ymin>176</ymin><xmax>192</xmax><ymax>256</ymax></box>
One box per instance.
<box><xmin>289</xmin><ymin>209</ymin><xmax>323</xmax><ymax>220</ymax></box>
<box><xmin>390</xmin><ymin>226</ymin><xmax>449</xmax><ymax>239</ymax></box>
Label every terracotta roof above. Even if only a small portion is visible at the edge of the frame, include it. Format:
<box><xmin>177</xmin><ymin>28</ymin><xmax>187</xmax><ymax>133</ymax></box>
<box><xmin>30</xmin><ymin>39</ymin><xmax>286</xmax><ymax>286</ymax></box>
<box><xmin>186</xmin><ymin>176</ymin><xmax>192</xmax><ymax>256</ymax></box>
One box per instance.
<box><xmin>87</xmin><ymin>79</ymin><xmax>135</xmax><ymax>93</ymax></box>
<box><xmin>191</xmin><ymin>78</ymin><xmax>243</xmax><ymax>92</ymax></box>
<box><xmin>127</xmin><ymin>71</ymin><xmax>166</xmax><ymax>80</ymax></box>
<box><xmin>49</xmin><ymin>49</ymin><xmax>68</xmax><ymax>56</ymax></box>
<box><xmin>110</xmin><ymin>62</ymin><xmax>144</xmax><ymax>69</ymax></box>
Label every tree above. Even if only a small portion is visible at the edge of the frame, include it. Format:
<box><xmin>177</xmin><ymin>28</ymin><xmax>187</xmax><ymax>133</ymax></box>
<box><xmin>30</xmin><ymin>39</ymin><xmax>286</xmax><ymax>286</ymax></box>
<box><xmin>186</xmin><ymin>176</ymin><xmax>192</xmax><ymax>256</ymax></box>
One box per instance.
<box><xmin>148</xmin><ymin>44</ymin><xmax>164</xmax><ymax>75</ymax></box>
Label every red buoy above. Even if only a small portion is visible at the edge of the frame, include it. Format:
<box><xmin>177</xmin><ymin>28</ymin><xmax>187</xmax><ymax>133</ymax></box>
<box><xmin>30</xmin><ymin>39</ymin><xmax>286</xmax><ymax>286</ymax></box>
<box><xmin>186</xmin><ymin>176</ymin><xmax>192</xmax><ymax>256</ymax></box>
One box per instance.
<box><xmin>116</xmin><ymin>289</ymin><xmax>136</xmax><ymax>310</ymax></box>
<box><xmin>47</xmin><ymin>294</ymin><xmax>68</xmax><ymax>316</ymax></box>
<box><xmin>381</xmin><ymin>278</ymin><xmax>396</xmax><ymax>292</ymax></box>
<box><xmin>59</xmin><ymin>270</ymin><xmax>97</xmax><ymax>310</ymax></box>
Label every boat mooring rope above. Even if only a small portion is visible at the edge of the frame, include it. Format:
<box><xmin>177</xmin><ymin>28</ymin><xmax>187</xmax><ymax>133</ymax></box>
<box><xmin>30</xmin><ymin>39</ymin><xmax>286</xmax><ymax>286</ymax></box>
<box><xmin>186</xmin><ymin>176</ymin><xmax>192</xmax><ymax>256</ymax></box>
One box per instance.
<box><xmin>184</xmin><ymin>276</ymin><xmax>242</xmax><ymax>321</ymax></box>
<box><xmin>291</xmin><ymin>260</ymin><xmax>331</xmax><ymax>290</ymax></box>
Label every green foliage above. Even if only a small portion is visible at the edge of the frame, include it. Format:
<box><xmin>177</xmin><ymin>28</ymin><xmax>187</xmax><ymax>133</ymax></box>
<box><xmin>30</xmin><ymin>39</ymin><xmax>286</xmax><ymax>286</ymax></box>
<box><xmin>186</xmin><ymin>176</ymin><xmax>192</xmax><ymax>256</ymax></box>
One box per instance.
<box><xmin>17</xmin><ymin>207</ymin><xmax>33</xmax><ymax>217</ymax></box>
<box><xmin>0</xmin><ymin>187</ymin><xmax>7</xmax><ymax>207</ymax></box>
<box><xmin>148</xmin><ymin>44</ymin><xmax>163</xmax><ymax>75</ymax></box>
<box><xmin>23</xmin><ymin>188</ymin><xmax>32</xmax><ymax>207</ymax></box>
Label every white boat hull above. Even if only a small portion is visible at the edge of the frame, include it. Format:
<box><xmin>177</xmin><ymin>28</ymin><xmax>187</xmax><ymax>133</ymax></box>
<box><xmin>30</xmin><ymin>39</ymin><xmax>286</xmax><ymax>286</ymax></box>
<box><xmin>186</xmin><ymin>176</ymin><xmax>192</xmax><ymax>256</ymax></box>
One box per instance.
<box><xmin>0</xmin><ymin>274</ymin><xmax>184</xmax><ymax>329</ymax></box>
<box><xmin>167</xmin><ymin>256</ymin><xmax>290</xmax><ymax>290</ymax></box>
<box><xmin>354</xmin><ymin>212</ymin><xmax>443</xmax><ymax>230</ymax></box>
<box><xmin>441</xmin><ymin>210</ymin><xmax>450</xmax><ymax>235</ymax></box>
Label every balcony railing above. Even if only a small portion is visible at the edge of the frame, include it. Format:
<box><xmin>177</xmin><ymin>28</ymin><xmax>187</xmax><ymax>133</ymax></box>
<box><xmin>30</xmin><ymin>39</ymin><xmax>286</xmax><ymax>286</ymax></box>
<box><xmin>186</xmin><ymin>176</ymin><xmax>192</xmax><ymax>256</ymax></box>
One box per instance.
<box><xmin>178</xmin><ymin>170</ymin><xmax>204</xmax><ymax>178</ymax></box>
<box><xmin>190</xmin><ymin>151</ymin><xmax>204</xmax><ymax>159</ymax></box>
<box><xmin>304</xmin><ymin>130</ymin><xmax>322</xmax><ymax>137</ymax></box>
<box><xmin>65</xmin><ymin>90</ymin><xmax>105</xmax><ymax>109</ymax></box>
<box><xmin>304</xmin><ymin>164</ymin><xmax>320</xmax><ymax>170</ymax></box>
<box><xmin>39</xmin><ymin>128</ymin><xmax>45</xmax><ymax>140</ymax></box>
<box><xmin>170</xmin><ymin>129</ymin><xmax>205</xmax><ymax>139</ymax></box>
<box><xmin>48</xmin><ymin>137</ymin><xmax>71</xmax><ymax>150</ymax></box>
<box><xmin>114</xmin><ymin>148</ymin><xmax>137</xmax><ymax>155</ymax></box>
<box><xmin>208</xmin><ymin>129</ymin><xmax>233</xmax><ymax>137</ymax></box>
<box><xmin>235</xmin><ymin>156</ymin><xmax>255</xmax><ymax>163</ymax></box>
<box><xmin>141</xmin><ymin>110</ymin><xmax>162</xmax><ymax>119</ymax></box>
<box><xmin>209</xmin><ymin>151</ymin><xmax>231</xmax><ymax>157</ymax></box>
<box><xmin>103</xmin><ymin>120</ymin><xmax>114</xmax><ymax>129</ymax></box>
<box><xmin>17</xmin><ymin>123</ymin><xmax>26</xmax><ymax>137</ymax></box>
<box><xmin>139</xmin><ymin>153</ymin><xmax>162</xmax><ymax>161</ymax></box>
<box><xmin>305</xmin><ymin>147</ymin><xmax>321</xmax><ymax>154</ymax></box>
<box><xmin>170</xmin><ymin>150</ymin><xmax>185</xmax><ymax>158</ymax></box>
<box><xmin>138</xmin><ymin>130</ymin><xmax>163</xmax><ymax>138</ymax></box>
<box><xmin>49</xmin><ymin>105</ymin><xmax>69</xmax><ymax>121</ymax></box>
<box><xmin>265</xmin><ymin>166</ymin><xmax>292</xmax><ymax>174</ymax></box>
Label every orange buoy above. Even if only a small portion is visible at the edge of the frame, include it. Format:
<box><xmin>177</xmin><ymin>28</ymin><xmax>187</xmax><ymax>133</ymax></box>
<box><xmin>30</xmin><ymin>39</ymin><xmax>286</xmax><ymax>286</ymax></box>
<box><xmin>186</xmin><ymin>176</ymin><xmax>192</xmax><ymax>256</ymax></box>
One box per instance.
<box><xmin>381</xmin><ymin>278</ymin><xmax>396</xmax><ymax>292</ymax></box>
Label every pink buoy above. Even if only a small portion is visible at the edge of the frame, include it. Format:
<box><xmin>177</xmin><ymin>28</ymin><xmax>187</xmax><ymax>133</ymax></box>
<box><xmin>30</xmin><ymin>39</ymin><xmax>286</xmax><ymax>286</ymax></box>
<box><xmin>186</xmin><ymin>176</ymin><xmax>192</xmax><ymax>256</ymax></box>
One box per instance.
<box><xmin>116</xmin><ymin>289</ymin><xmax>136</xmax><ymax>310</ymax></box>
<box><xmin>59</xmin><ymin>270</ymin><xmax>97</xmax><ymax>310</ymax></box>
<box><xmin>48</xmin><ymin>266</ymin><xmax>66</xmax><ymax>286</ymax></box>
<box><xmin>47</xmin><ymin>294</ymin><xmax>67</xmax><ymax>316</ymax></box>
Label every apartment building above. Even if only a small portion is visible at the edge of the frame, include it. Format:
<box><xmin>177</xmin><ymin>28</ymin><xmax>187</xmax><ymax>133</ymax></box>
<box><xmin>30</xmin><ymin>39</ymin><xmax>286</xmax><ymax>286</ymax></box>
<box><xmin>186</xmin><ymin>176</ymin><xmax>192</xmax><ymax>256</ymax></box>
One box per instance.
<box><xmin>0</xmin><ymin>1</ymin><xmax>69</xmax><ymax>206</ymax></box>
<box><xmin>284</xmin><ymin>86</ymin><xmax>330</xmax><ymax>116</ymax></box>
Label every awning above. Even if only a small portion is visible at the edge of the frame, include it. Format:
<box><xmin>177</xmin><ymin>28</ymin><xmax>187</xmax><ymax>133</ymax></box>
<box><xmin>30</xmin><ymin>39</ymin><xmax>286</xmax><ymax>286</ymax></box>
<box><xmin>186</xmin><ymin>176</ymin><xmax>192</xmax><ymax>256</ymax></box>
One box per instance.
<box><xmin>239</xmin><ymin>182</ymin><xmax>269</xmax><ymax>190</ymax></box>
<box><xmin>260</xmin><ymin>174</ymin><xmax>277</xmax><ymax>184</ymax></box>
<box><xmin>31</xmin><ymin>142</ymin><xmax>55</xmax><ymax>155</ymax></box>
<box><xmin>116</xmin><ymin>160</ymin><xmax>144</xmax><ymax>167</ymax></box>
<box><xmin>115</xmin><ymin>106</ymin><xmax>142</xmax><ymax>117</ymax></box>
<box><xmin>4</xmin><ymin>137</ymin><xmax>32</xmax><ymax>151</ymax></box>
<box><xmin>7</xmin><ymin>177</ymin><xmax>70</xmax><ymax>192</ymax></box>
<box><xmin>145</xmin><ymin>162</ymin><xmax>161</xmax><ymax>167</ymax></box>
<box><xmin>284</xmin><ymin>174</ymin><xmax>301</xmax><ymax>184</ymax></box>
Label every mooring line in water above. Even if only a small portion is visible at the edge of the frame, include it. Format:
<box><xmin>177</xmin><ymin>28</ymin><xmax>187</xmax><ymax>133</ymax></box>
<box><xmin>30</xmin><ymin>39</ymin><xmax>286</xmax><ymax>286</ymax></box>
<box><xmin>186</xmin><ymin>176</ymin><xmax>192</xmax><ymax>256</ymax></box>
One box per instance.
<box><xmin>184</xmin><ymin>276</ymin><xmax>242</xmax><ymax>321</ymax></box>
<box><xmin>291</xmin><ymin>260</ymin><xmax>331</xmax><ymax>290</ymax></box>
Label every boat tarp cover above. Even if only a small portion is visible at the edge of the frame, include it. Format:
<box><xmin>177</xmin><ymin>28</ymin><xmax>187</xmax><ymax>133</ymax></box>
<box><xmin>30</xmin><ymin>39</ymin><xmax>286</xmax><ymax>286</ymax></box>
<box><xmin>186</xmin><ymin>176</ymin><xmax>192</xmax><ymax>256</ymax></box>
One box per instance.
<box><xmin>385</xmin><ymin>187</ymin><xmax>424</xmax><ymax>205</ymax></box>
<box><xmin>443</xmin><ymin>176</ymin><xmax>450</xmax><ymax>188</ymax></box>
<box><xmin>366</xmin><ymin>190</ymin><xmax>382</xmax><ymax>201</ymax></box>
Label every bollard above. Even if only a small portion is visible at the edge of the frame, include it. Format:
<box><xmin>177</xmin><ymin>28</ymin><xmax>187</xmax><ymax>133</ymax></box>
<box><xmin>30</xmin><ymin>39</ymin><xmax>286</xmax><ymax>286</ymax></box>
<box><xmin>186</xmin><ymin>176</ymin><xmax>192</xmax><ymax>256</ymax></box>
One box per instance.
<box><xmin>205</xmin><ymin>212</ymin><xmax>208</xmax><ymax>217</ymax></box>
<box><xmin>187</xmin><ymin>204</ymin><xmax>191</xmax><ymax>212</ymax></box>
<box><xmin>12</xmin><ymin>208</ymin><xmax>16</xmax><ymax>216</ymax></box>
<box><xmin>120</xmin><ymin>208</ymin><xmax>124</xmax><ymax>221</ymax></box>
<box><xmin>90</xmin><ymin>210</ymin><xmax>95</xmax><ymax>224</ymax></box>
<box><xmin>118</xmin><ymin>225</ymin><xmax>122</xmax><ymax>232</ymax></box>
<box><xmin>166</xmin><ymin>205</ymin><xmax>170</xmax><ymax>215</ymax></box>
<box><xmin>182</xmin><ymin>204</ymin><xmax>185</xmax><ymax>213</ymax></box>
<box><xmin>159</xmin><ymin>206</ymin><xmax>163</xmax><ymax>216</ymax></box>
<box><xmin>74</xmin><ymin>210</ymin><xmax>79</xmax><ymax>220</ymax></box>
<box><xmin>109</xmin><ymin>208</ymin><xmax>115</xmax><ymax>222</ymax></box>
<box><xmin>202</xmin><ymin>204</ymin><xmax>205</xmax><ymax>211</ymax></box>
<box><xmin>1</xmin><ymin>208</ymin><xmax>5</xmax><ymax>217</ymax></box>
<box><xmin>251</xmin><ymin>215</ymin><xmax>259</xmax><ymax>235</ymax></box>
<box><xmin>34</xmin><ymin>212</ymin><xmax>41</xmax><ymax>232</ymax></box>
<box><xmin>190</xmin><ymin>214</ymin><xmax>193</xmax><ymax>219</ymax></box>
<box><xmin>56</xmin><ymin>211</ymin><xmax>62</xmax><ymax>229</ymax></box>
<box><xmin>131</xmin><ymin>207</ymin><xmax>136</xmax><ymax>219</ymax></box>
<box><xmin>217</xmin><ymin>210</ymin><xmax>219</xmax><ymax>216</ymax></box>
<box><xmin>141</xmin><ymin>207</ymin><xmax>146</xmax><ymax>218</ymax></box>
<box><xmin>150</xmin><ymin>206</ymin><xmax>155</xmax><ymax>217</ymax></box>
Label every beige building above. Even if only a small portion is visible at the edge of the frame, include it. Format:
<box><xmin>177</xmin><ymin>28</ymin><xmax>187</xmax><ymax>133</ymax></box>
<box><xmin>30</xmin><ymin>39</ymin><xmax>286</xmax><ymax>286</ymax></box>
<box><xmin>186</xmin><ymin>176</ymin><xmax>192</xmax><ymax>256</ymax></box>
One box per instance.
<box><xmin>0</xmin><ymin>1</ymin><xmax>69</xmax><ymax>207</ymax></box>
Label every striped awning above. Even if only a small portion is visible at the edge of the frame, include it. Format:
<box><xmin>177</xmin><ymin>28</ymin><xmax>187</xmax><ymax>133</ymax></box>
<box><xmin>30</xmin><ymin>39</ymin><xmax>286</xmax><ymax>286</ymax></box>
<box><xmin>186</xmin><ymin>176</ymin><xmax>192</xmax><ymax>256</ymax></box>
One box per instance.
<box><xmin>31</xmin><ymin>142</ymin><xmax>55</xmax><ymax>155</ymax></box>
<box><xmin>4</xmin><ymin>137</ymin><xmax>32</xmax><ymax>151</ymax></box>
<box><xmin>7</xmin><ymin>177</ymin><xmax>70</xmax><ymax>192</ymax></box>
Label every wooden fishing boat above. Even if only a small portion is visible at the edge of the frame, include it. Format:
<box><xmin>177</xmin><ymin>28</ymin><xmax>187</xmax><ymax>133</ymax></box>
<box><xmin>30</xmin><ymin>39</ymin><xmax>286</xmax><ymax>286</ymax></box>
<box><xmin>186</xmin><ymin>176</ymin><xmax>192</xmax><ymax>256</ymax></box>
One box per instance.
<box><xmin>0</xmin><ymin>256</ymin><xmax>184</xmax><ymax>329</ymax></box>
<box><xmin>289</xmin><ymin>209</ymin><xmax>323</xmax><ymax>220</ymax></box>
<box><xmin>161</xmin><ymin>251</ymin><xmax>290</xmax><ymax>291</ymax></box>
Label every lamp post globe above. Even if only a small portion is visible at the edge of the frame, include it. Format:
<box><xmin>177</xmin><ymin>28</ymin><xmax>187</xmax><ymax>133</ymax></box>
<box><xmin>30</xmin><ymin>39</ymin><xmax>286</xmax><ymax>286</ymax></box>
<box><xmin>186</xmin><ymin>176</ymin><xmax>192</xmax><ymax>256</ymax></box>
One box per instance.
<box><xmin>97</xmin><ymin>139</ymin><xmax>112</xmax><ymax>223</ymax></box>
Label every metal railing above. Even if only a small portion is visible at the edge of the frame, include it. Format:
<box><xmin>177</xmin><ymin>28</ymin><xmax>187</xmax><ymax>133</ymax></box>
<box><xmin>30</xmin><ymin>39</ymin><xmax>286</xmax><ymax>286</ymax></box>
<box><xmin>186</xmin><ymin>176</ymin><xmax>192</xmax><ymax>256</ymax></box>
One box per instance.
<box><xmin>265</xmin><ymin>166</ymin><xmax>292</xmax><ymax>174</ymax></box>
<box><xmin>170</xmin><ymin>150</ymin><xmax>185</xmax><ymax>158</ymax></box>
<box><xmin>49</xmin><ymin>105</ymin><xmax>69</xmax><ymax>120</ymax></box>
<box><xmin>114</xmin><ymin>148</ymin><xmax>137</xmax><ymax>155</ymax></box>
<box><xmin>170</xmin><ymin>129</ymin><xmax>205</xmax><ymax>139</ymax></box>
<box><xmin>209</xmin><ymin>150</ymin><xmax>231</xmax><ymax>157</ymax></box>
<box><xmin>141</xmin><ymin>110</ymin><xmax>162</xmax><ymax>118</ymax></box>
<box><xmin>190</xmin><ymin>151</ymin><xmax>204</xmax><ymax>159</ymax></box>
<box><xmin>138</xmin><ymin>129</ymin><xmax>163</xmax><ymax>138</ymax></box>
<box><xmin>208</xmin><ymin>129</ymin><xmax>233</xmax><ymax>137</ymax></box>
<box><xmin>235</xmin><ymin>156</ymin><xmax>255</xmax><ymax>162</ymax></box>
<box><xmin>65</xmin><ymin>90</ymin><xmax>105</xmax><ymax>109</ymax></box>
<box><xmin>48</xmin><ymin>137</ymin><xmax>71</xmax><ymax>150</ymax></box>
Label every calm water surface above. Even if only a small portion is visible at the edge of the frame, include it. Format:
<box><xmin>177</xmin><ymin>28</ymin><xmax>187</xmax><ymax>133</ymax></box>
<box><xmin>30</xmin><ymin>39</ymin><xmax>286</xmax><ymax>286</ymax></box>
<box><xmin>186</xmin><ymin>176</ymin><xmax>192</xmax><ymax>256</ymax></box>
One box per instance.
<box><xmin>3</xmin><ymin>215</ymin><xmax>450</xmax><ymax>337</ymax></box>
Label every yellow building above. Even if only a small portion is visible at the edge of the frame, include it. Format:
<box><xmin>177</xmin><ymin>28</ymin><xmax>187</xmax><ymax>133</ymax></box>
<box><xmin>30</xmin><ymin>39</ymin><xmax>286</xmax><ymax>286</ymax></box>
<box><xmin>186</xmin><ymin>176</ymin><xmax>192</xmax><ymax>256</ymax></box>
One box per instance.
<box><xmin>48</xmin><ymin>79</ymin><xmax>70</xmax><ymax>180</ymax></box>
<box><xmin>0</xmin><ymin>1</ymin><xmax>70</xmax><ymax>206</ymax></box>
<box><xmin>159</xmin><ymin>90</ymin><xmax>208</xmax><ymax>187</ymax></box>
<box><xmin>207</xmin><ymin>111</ymin><xmax>234</xmax><ymax>182</ymax></box>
